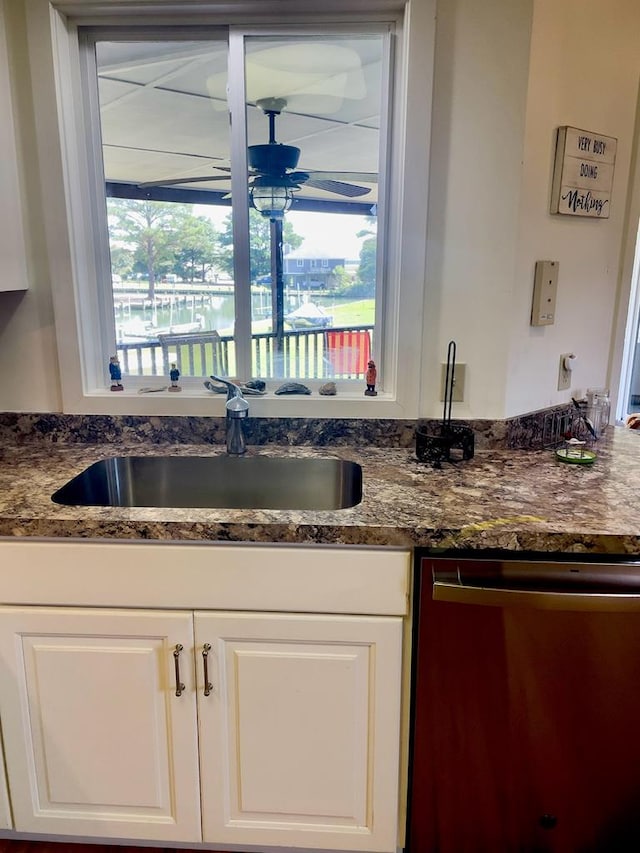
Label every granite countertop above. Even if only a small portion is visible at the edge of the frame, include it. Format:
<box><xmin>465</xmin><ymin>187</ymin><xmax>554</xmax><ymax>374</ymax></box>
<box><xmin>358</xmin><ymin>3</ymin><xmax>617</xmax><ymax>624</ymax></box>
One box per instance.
<box><xmin>1</xmin><ymin>426</ymin><xmax>640</xmax><ymax>554</ymax></box>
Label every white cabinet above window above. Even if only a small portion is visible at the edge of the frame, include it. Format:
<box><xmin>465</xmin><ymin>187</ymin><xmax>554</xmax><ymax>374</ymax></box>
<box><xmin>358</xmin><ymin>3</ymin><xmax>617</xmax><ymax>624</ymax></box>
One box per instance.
<box><xmin>0</xmin><ymin>2</ymin><xmax>28</xmax><ymax>293</ymax></box>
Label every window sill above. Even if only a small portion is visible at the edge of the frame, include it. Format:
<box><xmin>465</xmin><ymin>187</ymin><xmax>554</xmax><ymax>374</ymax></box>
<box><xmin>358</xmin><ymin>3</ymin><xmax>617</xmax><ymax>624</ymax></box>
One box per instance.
<box><xmin>73</xmin><ymin>388</ymin><xmax>410</xmax><ymax>419</ymax></box>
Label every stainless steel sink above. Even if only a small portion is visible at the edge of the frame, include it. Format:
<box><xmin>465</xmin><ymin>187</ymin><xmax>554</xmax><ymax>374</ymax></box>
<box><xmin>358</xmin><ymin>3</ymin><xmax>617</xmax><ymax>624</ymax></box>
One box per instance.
<box><xmin>51</xmin><ymin>455</ymin><xmax>363</xmax><ymax>510</ymax></box>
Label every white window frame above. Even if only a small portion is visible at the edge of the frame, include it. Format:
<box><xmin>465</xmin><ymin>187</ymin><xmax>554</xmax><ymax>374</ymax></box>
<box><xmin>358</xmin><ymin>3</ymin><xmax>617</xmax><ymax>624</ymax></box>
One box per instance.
<box><xmin>24</xmin><ymin>0</ymin><xmax>435</xmax><ymax>419</ymax></box>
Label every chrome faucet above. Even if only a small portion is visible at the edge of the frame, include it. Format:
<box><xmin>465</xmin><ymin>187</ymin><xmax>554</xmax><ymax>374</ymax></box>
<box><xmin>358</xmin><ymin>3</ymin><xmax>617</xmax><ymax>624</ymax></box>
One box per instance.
<box><xmin>210</xmin><ymin>375</ymin><xmax>249</xmax><ymax>455</ymax></box>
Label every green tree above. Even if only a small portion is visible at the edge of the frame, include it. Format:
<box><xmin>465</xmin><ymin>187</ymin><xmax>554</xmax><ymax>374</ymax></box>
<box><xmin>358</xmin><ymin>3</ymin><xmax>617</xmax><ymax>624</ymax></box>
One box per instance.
<box><xmin>329</xmin><ymin>264</ymin><xmax>354</xmax><ymax>295</ymax></box>
<box><xmin>356</xmin><ymin>237</ymin><xmax>377</xmax><ymax>296</ymax></box>
<box><xmin>108</xmin><ymin>245</ymin><xmax>134</xmax><ymax>280</ymax></box>
<box><xmin>173</xmin><ymin>215</ymin><xmax>219</xmax><ymax>282</ymax></box>
<box><xmin>355</xmin><ymin>215</ymin><xmax>377</xmax><ymax>297</ymax></box>
<box><xmin>217</xmin><ymin>209</ymin><xmax>303</xmax><ymax>281</ymax></box>
<box><xmin>107</xmin><ymin>199</ymin><xmax>193</xmax><ymax>299</ymax></box>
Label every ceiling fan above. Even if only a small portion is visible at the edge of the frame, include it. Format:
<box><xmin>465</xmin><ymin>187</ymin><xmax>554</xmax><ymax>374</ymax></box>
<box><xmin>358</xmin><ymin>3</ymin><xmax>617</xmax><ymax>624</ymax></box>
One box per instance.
<box><xmin>139</xmin><ymin>97</ymin><xmax>377</xmax><ymax>217</ymax></box>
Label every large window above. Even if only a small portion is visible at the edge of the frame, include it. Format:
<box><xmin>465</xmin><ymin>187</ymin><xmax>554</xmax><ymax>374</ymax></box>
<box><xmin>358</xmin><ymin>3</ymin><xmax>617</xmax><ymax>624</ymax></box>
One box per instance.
<box><xmin>27</xmin><ymin>0</ymin><xmax>433</xmax><ymax>416</ymax></box>
<box><xmin>86</xmin><ymin>27</ymin><xmax>388</xmax><ymax>387</ymax></box>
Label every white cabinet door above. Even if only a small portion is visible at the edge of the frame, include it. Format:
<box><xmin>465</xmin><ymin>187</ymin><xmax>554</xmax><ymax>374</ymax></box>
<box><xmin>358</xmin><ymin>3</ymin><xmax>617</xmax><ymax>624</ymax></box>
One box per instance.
<box><xmin>195</xmin><ymin>611</ymin><xmax>403</xmax><ymax>853</ymax></box>
<box><xmin>0</xmin><ymin>726</ymin><xmax>12</xmax><ymax>830</ymax></box>
<box><xmin>0</xmin><ymin>4</ymin><xmax>28</xmax><ymax>292</ymax></box>
<box><xmin>0</xmin><ymin>607</ymin><xmax>201</xmax><ymax>842</ymax></box>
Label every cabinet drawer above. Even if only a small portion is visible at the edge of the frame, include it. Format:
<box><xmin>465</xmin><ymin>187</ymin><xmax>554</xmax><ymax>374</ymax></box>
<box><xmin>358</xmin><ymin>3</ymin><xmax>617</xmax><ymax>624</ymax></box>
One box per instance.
<box><xmin>0</xmin><ymin>540</ymin><xmax>410</xmax><ymax>615</ymax></box>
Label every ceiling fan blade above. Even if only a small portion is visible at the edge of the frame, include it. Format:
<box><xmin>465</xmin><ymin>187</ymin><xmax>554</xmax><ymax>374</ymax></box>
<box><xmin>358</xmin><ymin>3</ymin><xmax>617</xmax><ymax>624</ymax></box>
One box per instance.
<box><xmin>303</xmin><ymin>170</ymin><xmax>378</xmax><ymax>184</ymax></box>
<box><xmin>303</xmin><ymin>178</ymin><xmax>373</xmax><ymax>198</ymax></box>
<box><xmin>138</xmin><ymin>170</ymin><xmax>232</xmax><ymax>188</ymax></box>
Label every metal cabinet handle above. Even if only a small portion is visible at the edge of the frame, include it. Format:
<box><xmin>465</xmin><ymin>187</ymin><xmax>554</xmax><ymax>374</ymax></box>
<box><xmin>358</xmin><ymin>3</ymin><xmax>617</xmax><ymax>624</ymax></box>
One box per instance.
<box><xmin>173</xmin><ymin>643</ymin><xmax>185</xmax><ymax>697</ymax></box>
<box><xmin>202</xmin><ymin>643</ymin><xmax>213</xmax><ymax>696</ymax></box>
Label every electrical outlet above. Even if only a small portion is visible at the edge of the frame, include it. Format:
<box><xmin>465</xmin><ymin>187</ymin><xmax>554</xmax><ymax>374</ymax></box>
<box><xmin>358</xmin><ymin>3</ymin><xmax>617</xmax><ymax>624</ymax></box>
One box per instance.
<box><xmin>558</xmin><ymin>353</ymin><xmax>574</xmax><ymax>391</ymax></box>
<box><xmin>440</xmin><ymin>363</ymin><xmax>466</xmax><ymax>402</ymax></box>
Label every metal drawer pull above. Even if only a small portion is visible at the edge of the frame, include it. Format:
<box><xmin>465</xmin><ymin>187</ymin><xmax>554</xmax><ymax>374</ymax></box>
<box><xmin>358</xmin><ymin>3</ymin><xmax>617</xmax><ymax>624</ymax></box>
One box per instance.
<box><xmin>173</xmin><ymin>643</ymin><xmax>185</xmax><ymax>697</ymax></box>
<box><xmin>202</xmin><ymin>643</ymin><xmax>213</xmax><ymax>696</ymax></box>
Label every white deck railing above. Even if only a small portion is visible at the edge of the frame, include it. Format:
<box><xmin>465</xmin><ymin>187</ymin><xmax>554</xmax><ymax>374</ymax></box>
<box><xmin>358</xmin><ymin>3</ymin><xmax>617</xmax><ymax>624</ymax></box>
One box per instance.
<box><xmin>117</xmin><ymin>325</ymin><xmax>374</xmax><ymax>381</ymax></box>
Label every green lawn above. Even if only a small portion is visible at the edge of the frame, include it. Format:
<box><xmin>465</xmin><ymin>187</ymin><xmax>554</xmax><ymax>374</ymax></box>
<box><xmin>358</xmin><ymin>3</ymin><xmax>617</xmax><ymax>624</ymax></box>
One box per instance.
<box><xmin>226</xmin><ymin>298</ymin><xmax>376</xmax><ymax>336</ymax></box>
<box><xmin>328</xmin><ymin>299</ymin><xmax>375</xmax><ymax>327</ymax></box>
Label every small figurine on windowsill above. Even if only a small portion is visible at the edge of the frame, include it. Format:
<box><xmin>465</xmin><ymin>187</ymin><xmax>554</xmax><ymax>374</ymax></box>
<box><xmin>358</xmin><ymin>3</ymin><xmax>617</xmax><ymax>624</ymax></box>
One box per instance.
<box><xmin>364</xmin><ymin>359</ymin><xmax>378</xmax><ymax>397</ymax></box>
<box><xmin>109</xmin><ymin>355</ymin><xmax>123</xmax><ymax>391</ymax></box>
<box><xmin>169</xmin><ymin>362</ymin><xmax>182</xmax><ymax>392</ymax></box>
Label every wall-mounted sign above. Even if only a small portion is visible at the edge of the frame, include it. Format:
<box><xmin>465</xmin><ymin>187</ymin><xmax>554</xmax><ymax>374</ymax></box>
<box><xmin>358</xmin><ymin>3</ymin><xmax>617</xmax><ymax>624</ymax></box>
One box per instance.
<box><xmin>550</xmin><ymin>126</ymin><xmax>617</xmax><ymax>218</ymax></box>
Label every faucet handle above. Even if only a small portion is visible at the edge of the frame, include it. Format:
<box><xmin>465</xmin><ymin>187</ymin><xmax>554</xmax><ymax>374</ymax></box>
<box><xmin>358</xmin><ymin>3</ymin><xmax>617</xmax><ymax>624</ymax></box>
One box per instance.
<box><xmin>210</xmin><ymin>375</ymin><xmax>243</xmax><ymax>401</ymax></box>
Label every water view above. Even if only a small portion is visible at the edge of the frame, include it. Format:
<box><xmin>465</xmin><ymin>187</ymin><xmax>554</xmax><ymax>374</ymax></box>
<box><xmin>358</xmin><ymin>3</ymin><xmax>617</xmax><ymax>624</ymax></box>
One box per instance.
<box><xmin>115</xmin><ymin>286</ymin><xmax>373</xmax><ymax>343</ymax></box>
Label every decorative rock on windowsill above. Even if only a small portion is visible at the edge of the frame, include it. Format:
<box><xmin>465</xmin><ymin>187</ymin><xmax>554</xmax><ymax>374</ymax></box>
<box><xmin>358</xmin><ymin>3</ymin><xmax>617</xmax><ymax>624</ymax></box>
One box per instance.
<box><xmin>275</xmin><ymin>382</ymin><xmax>312</xmax><ymax>395</ymax></box>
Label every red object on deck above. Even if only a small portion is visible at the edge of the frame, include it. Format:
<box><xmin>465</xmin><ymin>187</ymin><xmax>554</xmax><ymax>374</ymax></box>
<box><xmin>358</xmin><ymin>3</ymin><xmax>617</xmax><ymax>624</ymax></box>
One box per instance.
<box><xmin>324</xmin><ymin>329</ymin><xmax>371</xmax><ymax>375</ymax></box>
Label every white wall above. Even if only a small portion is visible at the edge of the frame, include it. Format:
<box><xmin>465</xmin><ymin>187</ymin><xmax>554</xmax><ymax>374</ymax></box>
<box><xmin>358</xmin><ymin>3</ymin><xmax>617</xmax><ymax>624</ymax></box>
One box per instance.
<box><xmin>505</xmin><ymin>0</ymin><xmax>640</xmax><ymax>418</ymax></box>
<box><xmin>421</xmin><ymin>0</ymin><xmax>640</xmax><ymax>421</ymax></box>
<box><xmin>421</xmin><ymin>0</ymin><xmax>533</xmax><ymax>420</ymax></box>
<box><xmin>2</xmin><ymin>0</ymin><xmax>640</xmax><ymax>419</ymax></box>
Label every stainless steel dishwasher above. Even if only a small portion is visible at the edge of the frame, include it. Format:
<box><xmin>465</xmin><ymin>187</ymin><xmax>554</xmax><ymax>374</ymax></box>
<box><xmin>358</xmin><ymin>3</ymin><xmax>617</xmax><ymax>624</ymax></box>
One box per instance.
<box><xmin>408</xmin><ymin>553</ymin><xmax>640</xmax><ymax>853</ymax></box>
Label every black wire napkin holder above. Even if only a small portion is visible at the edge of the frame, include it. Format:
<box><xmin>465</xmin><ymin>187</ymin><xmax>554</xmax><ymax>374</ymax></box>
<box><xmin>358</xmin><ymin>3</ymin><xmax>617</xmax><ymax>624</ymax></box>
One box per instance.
<box><xmin>415</xmin><ymin>341</ymin><xmax>475</xmax><ymax>468</ymax></box>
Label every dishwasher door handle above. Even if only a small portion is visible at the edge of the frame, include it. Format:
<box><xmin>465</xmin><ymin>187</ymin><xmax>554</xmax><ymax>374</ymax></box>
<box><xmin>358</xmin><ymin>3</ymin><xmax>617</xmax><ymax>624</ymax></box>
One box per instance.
<box><xmin>433</xmin><ymin>581</ymin><xmax>640</xmax><ymax>612</ymax></box>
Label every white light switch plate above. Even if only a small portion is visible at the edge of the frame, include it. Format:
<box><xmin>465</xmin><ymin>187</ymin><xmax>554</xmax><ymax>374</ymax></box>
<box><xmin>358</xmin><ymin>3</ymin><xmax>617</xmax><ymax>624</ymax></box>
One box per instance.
<box><xmin>531</xmin><ymin>260</ymin><xmax>559</xmax><ymax>326</ymax></box>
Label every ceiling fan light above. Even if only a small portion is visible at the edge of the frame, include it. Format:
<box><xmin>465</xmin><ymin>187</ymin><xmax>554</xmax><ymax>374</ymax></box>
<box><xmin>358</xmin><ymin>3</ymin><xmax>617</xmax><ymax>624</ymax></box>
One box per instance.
<box><xmin>250</xmin><ymin>183</ymin><xmax>293</xmax><ymax>219</ymax></box>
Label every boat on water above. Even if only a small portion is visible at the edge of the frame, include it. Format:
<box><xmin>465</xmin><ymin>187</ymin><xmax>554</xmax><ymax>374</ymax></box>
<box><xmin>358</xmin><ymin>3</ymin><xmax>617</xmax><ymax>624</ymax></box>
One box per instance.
<box><xmin>285</xmin><ymin>302</ymin><xmax>333</xmax><ymax>329</ymax></box>
<box><xmin>118</xmin><ymin>316</ymin><xmax>205</xmax><ymax>342</ymax></box>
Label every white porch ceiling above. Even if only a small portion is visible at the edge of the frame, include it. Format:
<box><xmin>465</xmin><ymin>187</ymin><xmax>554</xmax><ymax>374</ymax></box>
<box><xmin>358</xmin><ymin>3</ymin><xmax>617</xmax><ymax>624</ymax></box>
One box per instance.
<box><xmin>96</xmin><ymin>36</ymin><xmax>382</xmax><ymax>206</ymax></box>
